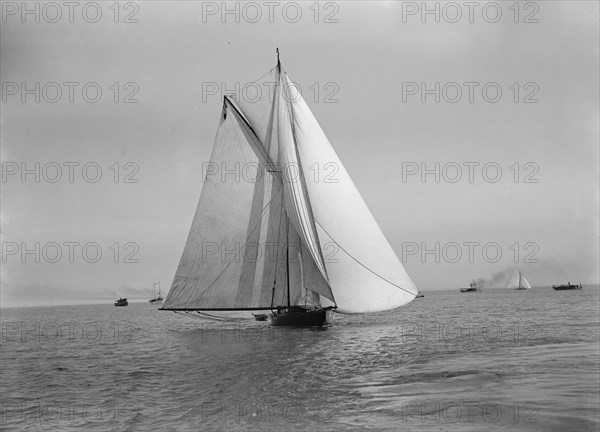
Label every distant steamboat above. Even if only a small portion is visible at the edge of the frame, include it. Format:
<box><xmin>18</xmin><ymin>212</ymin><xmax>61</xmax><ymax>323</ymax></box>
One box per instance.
<box><xmin>114</xmin><ymin>298</ymin><xmax>128</xmax><ymax>307</ymax></box>
<box><xmin>552</xmin><ymin>282</ymin><xmax>582</xmax><ymax>291</ymax></box>
<box><xmin>460</xmin><ymin>281</ymin><xmax>480</xmax><ymax>293</ymax></box>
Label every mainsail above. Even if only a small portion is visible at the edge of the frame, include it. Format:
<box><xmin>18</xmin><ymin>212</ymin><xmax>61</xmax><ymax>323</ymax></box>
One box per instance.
<box><xmin>506</xmin><ymin>268</ymin><xmax>532</xmax><ymax>289</ymax></box>
<box><xmin>162</xmin><ymin>54</ymin><xmax>418</xmax><ymax>314</ymax></box>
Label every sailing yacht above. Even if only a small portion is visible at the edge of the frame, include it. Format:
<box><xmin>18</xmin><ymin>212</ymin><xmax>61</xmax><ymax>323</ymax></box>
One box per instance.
<box><xmin>149</xmin><ymin>282</ymin><xmax>163</xmax><ymax>303</ymax></box>
<box><xmin>506</xmin><ymin>268</ymin><xmax>532</xmax><ymax>290</ymax></box>
<box><xmin>160</xmin><ymin>50</ymin><xmax>418</xmax><ymax>326</ymax></box>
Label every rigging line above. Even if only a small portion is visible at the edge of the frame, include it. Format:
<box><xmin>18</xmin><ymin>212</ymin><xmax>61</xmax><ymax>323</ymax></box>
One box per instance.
<box><xmin>251</xmin><ymin>66</ymin><xmax>277</xmax><ymax>90</ymax></box>
<box><xmin>192</xmin><ymin>311</ymin><xmax>247</xmax><ymax>321</ymax></box>
<box><xmin>203</xmin><ymin>191</ymin><xmax>282</xmax><ymax>292</ymax></box>
<box><xmin>313</xmin><ymin>219</ymin><xmax>417</xmax><ymax>297</ymax></box>
<box><xmin>225</xmin><ymin>66</ymin><xmax>276</xmax><ymax>103</ymax></box>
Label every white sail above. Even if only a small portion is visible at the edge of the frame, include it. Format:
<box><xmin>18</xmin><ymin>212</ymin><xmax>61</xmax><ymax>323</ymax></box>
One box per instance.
<box><xmin>164</xmin><ymin>57</ymin><xmax>418</xmax><ymax>314</ymax></box>
<box><xmin>232</xmin><ymin>67</ymin><xmax>417</xmax><ymax>312</ymax></box>
<box><xmin>274</xmin><ymin>71</ymin><xmax>332</xmax><ymax>293</ymax></box>
<box><xmin>163</xmin><ymin>100</ymin><xmax>287</xmax><ymax>309</ymax></box>
<box><xmin>519</xmin><ymin>273</ymin><xmax>532</xmax><ymax>289</ymax></box>
<box><xmin>231</xmin><ymin>67</ymin><xmax>334</xmax><ymax>301</ymax></box>
<box><xmin>164</xmin><ymin>96</ymin><xmax>333</xmax><ymax>309</ymax></box>
<box><xmin>230</xmin><ymin>66</ymin><xmax>335</xmax><ymax>305</ymax></box>
<box><xmin>506</xmin><ymin>268</ymin><xmax>519</xmax><ymax>289</ymax></box>
<box><xmin>283</xmin><ymin>76</ymin><xmax>418</xmax><ymax>313</ymax></box>
<box><xmin>506</xmin><ymin>268</ymin><xmax>531</xmax><ymax>289</ymax></box>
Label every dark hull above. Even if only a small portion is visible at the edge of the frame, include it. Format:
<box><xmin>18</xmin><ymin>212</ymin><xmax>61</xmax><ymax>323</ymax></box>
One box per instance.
<box><xmin>114</xmin><ymin>299</ymin><xmax>128</xmax><ymax>306</ymax></box>
<box><xmin>459</xmin><ymin>288</ymin><xmax>479</xmax><ymax>293</ymax></box>
<box><xmin>553</xmin><ymin>284</ymin><xmax>582</xmax><ymax>291</ymax></box>
<box><xmin>270</xmin><ymin>307</ymin><xmax>328</xmax><ymax>327</ymax></box>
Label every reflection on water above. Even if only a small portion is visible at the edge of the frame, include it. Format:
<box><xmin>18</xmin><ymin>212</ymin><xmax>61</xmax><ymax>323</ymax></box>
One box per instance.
<box><xmin>1</xmin><ymin>286</ymin><xmax>598</xmax><ymax>431</ymax></box>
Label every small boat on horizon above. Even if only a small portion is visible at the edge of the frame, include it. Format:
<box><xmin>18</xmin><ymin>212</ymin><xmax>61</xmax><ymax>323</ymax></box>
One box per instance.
<box><xmin>114</xmin><ymin>298</ymin><xmax>128</xmax><ymax>307</ymax></box>
<box><xmin>552</xmin><ymin>282</ymin><xmax>582</xmax><ymax>291</ymax></box>
<box><xmin>416</xmin><ymin>292</ymin><xmax>424</xmax><ymax>298</ymax></box>
<box><xmin>460</xmin><ymin>281</ymin><xmax>480</xmax><ymax>293</ymax></box>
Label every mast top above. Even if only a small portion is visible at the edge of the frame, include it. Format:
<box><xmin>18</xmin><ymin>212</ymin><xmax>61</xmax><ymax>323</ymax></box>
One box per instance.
<box><xmin>276</xmin><ymin>47</ymin><xmax>280</xmax><ymax>67</ymax></box>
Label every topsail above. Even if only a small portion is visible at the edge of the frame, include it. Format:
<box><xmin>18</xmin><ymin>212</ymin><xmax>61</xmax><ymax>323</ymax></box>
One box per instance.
<box><xmin>162</xmin><ymin>54</ymin><xmax>418</xmax><ymax>314</ymax></box>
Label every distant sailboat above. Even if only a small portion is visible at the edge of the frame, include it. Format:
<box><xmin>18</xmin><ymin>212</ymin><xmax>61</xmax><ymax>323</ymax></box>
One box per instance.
<box><xmin>149</xmin><ymin>282</ymin><xmax>163</xmax><ymax>303</ymax></box>
<box><xmin>506</xmin><ymin>268</ymin><xmax>532</xmax><ymax>290</ymax></box>
<box><xmin>160</xmin><ymin>50</ymin><xmax>418</xmax><ymax>326</ymax></box>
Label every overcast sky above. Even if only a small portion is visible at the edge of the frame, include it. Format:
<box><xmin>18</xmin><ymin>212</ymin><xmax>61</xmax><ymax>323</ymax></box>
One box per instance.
<box><xmin>1</xmin><ymin>1</ymin><xmax>598</xmax><ymax>307</ymax></box>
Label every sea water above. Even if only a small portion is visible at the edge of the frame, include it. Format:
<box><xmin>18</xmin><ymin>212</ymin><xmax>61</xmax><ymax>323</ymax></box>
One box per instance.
<box><xmin>1</xmin><ymin>286</ymin><xmax>598</xmax><ymax>431</ymax></box>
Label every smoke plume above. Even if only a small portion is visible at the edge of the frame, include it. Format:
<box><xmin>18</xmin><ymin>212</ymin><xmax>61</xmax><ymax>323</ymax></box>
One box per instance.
<box><xmin>471</xmin><ymin>268</ymin><xmax>515</xmax><ymax>288</ymax></box>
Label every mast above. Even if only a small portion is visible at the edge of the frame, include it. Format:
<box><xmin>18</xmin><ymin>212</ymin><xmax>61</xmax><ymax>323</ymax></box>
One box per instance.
<box><xmin>278</xmin><ymin>46</ymin><xmax>290</xmax><ymax>309</ymax></box>
<box><xmin>271</xmin><ymin>197</ymin><xmax>285</xmax><ymax>310</ymax></box>
<box><xmin>298</xmin><ymin>244</ymin><xmax>306</xmax><ymax>306</ymax></box>
<box><xmin>286</xmin><ymin>215</ymin><xmax>291</xmax><ymax>308</ymax></box>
